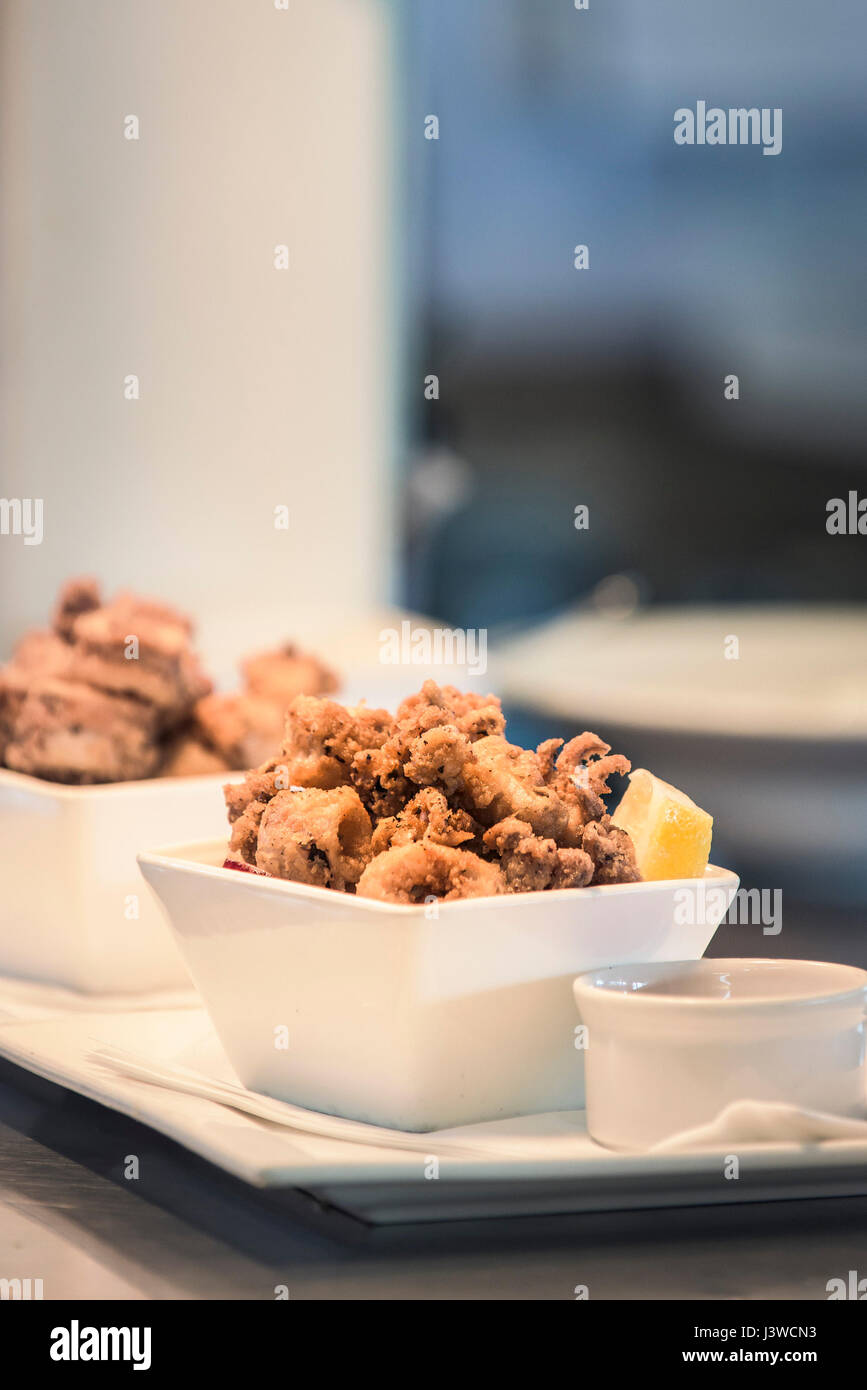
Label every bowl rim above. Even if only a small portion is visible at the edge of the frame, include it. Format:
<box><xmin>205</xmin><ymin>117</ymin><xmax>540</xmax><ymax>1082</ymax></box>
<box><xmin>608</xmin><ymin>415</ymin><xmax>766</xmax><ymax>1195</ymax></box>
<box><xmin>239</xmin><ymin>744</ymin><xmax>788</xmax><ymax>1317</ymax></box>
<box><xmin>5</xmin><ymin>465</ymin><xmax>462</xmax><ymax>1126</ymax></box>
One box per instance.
<box><xmin>137</xmin><ymin>840</ymin><xmax>739</xmax><ymax>918</ymax></box>
<box><xmin>573</xmin><ymin>957</ymin><xmax>867</xmax><ymax>1012</ymax></box>
<box><xmin>0</xmin><ymin>765</ymin><xmax>232</xmax><ymax>800</ymax></box>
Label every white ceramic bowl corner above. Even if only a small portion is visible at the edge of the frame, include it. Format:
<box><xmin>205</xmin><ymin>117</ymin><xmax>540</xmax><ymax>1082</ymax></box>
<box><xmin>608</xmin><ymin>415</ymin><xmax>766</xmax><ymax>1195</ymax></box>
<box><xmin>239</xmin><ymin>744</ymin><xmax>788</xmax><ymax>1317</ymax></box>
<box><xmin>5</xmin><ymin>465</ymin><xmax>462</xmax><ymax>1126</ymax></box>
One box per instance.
<box><xmin>0</xmin><ymin>768</ymin><xmax>230</xmax><ymax>993</ymax></box>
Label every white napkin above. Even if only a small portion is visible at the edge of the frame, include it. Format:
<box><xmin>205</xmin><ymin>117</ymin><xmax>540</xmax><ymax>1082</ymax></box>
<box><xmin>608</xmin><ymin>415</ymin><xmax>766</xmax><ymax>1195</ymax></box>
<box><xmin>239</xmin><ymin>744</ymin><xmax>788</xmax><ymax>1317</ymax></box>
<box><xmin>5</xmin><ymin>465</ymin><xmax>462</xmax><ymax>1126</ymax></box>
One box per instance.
<box><xmin>652</xmin><ymin>1099</ymin><xmax>867</xmax><ymax>1152</ymax></box>
<box><xmin>88</xmin><ymin>1042</ymin><xmax>537</xmax><ymax>1159</ymax></box>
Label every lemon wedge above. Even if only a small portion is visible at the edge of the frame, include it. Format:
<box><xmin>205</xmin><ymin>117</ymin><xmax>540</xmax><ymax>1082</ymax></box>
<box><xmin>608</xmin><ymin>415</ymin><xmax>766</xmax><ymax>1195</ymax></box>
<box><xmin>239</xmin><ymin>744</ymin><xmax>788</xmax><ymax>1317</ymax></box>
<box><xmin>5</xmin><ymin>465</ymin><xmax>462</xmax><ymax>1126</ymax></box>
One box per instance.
<box><xmin>612</xmin><ymin>769</ymin><xmax>713</xmax><ymax>881</ymax></box>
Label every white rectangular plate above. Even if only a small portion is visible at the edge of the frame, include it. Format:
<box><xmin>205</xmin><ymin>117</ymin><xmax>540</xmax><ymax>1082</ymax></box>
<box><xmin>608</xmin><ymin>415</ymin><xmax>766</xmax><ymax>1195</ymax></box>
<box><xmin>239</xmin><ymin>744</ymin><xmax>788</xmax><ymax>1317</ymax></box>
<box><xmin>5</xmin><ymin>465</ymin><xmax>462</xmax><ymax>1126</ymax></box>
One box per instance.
<box><xmin>1</xmin><ymin>985</ymin><xmax>866</xmax><ymax>1225</ymax></box>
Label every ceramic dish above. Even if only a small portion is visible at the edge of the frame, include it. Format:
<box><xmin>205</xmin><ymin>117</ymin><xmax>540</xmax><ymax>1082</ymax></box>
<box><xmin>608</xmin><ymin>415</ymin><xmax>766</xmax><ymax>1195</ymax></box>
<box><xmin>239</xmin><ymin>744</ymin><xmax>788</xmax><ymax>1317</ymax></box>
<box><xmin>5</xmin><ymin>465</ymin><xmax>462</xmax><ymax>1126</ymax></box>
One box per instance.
<box><xmin>493</xmin><ymin>606</ymin><xmax>867</xmax><ymax>902</ymax></box>
<box><xmin>0</xmin><ymin>768</ymin><xmax>230</xmax><ymax>994</ymax></box>
<box><xmin>138</xmin><ymin>840</ymin><xmax>738</xmax><ymax>1131</ymax></box>
<box><xmin>573</xmin><ymin>957</ymin><xmax>867</xmax><ymax>1150</ymax></box>
<box><xmin>494</xmin><ymin>604</ymin><xmax>867</xmax><ymax>742</ymax></box>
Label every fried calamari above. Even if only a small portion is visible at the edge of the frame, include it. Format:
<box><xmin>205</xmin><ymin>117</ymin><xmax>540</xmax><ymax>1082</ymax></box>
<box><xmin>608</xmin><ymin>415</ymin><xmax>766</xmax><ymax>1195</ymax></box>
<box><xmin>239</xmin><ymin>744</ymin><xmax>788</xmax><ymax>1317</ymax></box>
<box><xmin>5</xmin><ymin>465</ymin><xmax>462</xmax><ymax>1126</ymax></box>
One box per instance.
<box><xmin>255</xmin><ymin>786</ymin><xmax>372</xmax><ymax>890</ymax></box>
<box><xmin>482</xmin><ymin>817</ymin><xmax>594</xmax><ymax>892</ymax></box>
<box><xmin>357</xmin><ymin>841</ymin><xmax>505</xmax><ymax>904</ymax></box>
<box><xmin>370</xmin><ymin>787</ymin><xmax>480</xmax><ymax>856</ymax></box>
<box><xmin>581</xmin><ymin>814</ymin><xmax>641</xmax><ymax>885</ymax></box>
<box><xmin>0</xmin><ymin>579</ymin><xmax>209</xmax><ymax>783</ymax></box>
<box><xmin>167</xmin><ymin>644</ymin><xmax>341</xmax><ymax>777</ymax></box>
<box><xmin>0</xmin><ymin>577</ymin><xmax>341</xmax><ymax>784</ymax></box>
<box><xmin>223</xmin><ymin>679</ymin><xmax>639</xmax><ymax>902</ymax></box>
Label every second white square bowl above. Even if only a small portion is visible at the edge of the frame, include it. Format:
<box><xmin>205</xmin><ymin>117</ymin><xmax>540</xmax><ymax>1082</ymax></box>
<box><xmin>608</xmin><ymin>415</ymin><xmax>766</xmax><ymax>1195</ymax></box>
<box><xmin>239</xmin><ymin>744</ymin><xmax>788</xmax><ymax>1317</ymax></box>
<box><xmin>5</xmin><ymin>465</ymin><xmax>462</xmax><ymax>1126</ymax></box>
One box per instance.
<box><xmin>139</xmin><ymin>842</ymin><xmax>738</xmax><ymax>1131</ymax></box>
<box><xmin>0</xmin><ymin>768</ymin><xmax>231</xmax><ymax>994</ymax></box>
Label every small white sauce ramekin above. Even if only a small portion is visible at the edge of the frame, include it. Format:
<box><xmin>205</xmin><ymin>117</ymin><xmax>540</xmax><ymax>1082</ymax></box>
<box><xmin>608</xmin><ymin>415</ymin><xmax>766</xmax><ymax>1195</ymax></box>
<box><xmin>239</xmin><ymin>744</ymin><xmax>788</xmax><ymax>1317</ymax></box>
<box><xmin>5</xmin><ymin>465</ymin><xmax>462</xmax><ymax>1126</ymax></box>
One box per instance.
<box><xmin>573</xmin><ymin>958</ymin><xmax>867</xmax><ymax>1151</ymax></box>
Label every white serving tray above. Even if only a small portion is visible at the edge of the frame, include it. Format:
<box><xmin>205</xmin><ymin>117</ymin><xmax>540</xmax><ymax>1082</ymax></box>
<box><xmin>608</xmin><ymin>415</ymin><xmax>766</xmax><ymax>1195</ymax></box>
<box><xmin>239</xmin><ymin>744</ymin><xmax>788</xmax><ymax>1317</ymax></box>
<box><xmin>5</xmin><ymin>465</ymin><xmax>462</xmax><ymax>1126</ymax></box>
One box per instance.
<box><xmin>1</xmin><ymin>982</ymin><xmax>866</xmax><ymax>1226</ymax></box>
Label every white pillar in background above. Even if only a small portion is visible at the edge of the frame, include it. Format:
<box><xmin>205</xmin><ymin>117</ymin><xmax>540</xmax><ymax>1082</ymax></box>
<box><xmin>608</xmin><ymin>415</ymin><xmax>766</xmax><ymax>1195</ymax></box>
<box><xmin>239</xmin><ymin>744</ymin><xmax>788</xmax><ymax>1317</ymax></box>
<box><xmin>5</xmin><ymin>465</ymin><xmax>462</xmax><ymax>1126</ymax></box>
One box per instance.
<box><xmin>0</xmin><ymin>0</ymin><xmax>395</xmax><ymax>665</ymax></box>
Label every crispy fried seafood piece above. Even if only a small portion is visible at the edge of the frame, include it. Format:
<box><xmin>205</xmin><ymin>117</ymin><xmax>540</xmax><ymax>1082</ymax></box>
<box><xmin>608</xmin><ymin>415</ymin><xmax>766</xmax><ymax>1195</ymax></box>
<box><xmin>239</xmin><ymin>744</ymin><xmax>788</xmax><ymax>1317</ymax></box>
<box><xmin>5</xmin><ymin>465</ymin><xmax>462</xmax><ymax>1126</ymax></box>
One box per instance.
<box><xmin>482</xmin><ymin>817</ymin><xmax>594</xmax><ymax>892</ymax></box>
<box><xmin>354</xmin><ymin>710</ymin><xmax>454</xmax><ymax>817</ymax></box>
<box><xmin>242</xmin><ymin>644</ymin><xmax>338</xmax><ymax>707</ymax></box>
<box><xmin>9</xmin><ymin>629</ymin><xmax>75</xmax><ymax>679</ymax></box>
<box><xmin>402</xmin><ymin>725</ymin><xmax>474</xmax><ymax>795</ymax></box>
<box><xmin>2</xmin><ymin>579</ymin><xmax>344</xmax><ymax>786</ymax></box>
<box><xmin>4</xmin><ymin>678</ymin><xmax>160</xmax><ymax>783</ymax></box>
<box><xmin>224</xmin><ymin>759</ymin><xmax>284</xmax><ymax>822</ymax></box>
<box><xmin>52</xmin><ymin>576</ymin><xmax>102</xmax><ymax>641</ymax></box>
<box><xmin>0</xmin><ymin>631</ymin><xmax>75</xmax><ymax>755</ymax></box>
<box><xmin>0</xmin><ymin>578</ymin><xmax>218</xmax><ymax>783</ymax></box>
<box><xmin>406</xmin><ymin>729</ymin><xmax>569</xmax><ymax>838</ymax></box>
<box><xmin>356</xmin><ymin>841</ymin><xmax>505</xmax><ymax>904</ymax></box>
<box><xmin>349</xmin><ymin>743</ymin><xmax>412</xmax><ymax>820</ymax></box>
<box><xmin>371</xmin><ymin>788</ymin><xmax>479</xmax><ymax>856</ymax></box>
<box><xmin>160</xmin><ymin>731</ymin><xmax>231</xmax><ymax>778</ymax></box>
<box><xmin>67</xmin><ymin>593</ymin><xmax>210</xmax><ymax>721</ymax></box>
<box><xmin>464</xmin><ymin>735</ymin><xmax>572</xmax><ymax>837</ymax></box>
<box><xmin>222</xmin><ymin>682</ymin><xmax>640</xmax><ymax>900</ymax></box>
<box><xmin>537</xmin><ymin>732</ymin><xmax>632</xmax><ymax>838</ymax></box>
<box><xmin>227</xmin><ymin>792</ymin><xmax>269</xmax><ymax>864</ymax></box>
<box><xmin>395</xmin><ymin>680</ymin><xmax>506</xmax><ymax>741</ymax></box>
<box><xmin>160</xmin><ymin>642</ymin><xmax>339</xmax><ymax>778</ymax></box>
<box><xmin>350</xmin><ymin>680</ymin><xmax>502</xmax><ymax>818</ymax></box>
<box><xmin>223</xmin><ymin>758</ymin><xmax>287</xmax><ymax>862</ymax></box>
<box><xmin>581</xmin><ymin>814</ymin><xmax>641</xmax><ymax>885</ymax></box>
<box><xmin>280</xmin><ymin>696</ymin><xmax>391</xmax><ymax>792</ymax></box>
<box><xmin>254</xmin><ymin>786</ymin><xmax>372</xmax><ymax>889</ymax></box>
<box><xmin>192</xmin><ymin>691</ymin><xmax>284</xmax><ymax>770</ymax></box>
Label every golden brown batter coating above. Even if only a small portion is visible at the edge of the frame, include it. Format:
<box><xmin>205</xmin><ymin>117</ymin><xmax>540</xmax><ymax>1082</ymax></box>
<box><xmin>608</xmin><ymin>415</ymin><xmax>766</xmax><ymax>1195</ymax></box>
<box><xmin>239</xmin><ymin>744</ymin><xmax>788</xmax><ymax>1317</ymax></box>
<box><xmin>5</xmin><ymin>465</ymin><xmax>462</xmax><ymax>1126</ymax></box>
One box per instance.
<box><xmin>193</xmin><ymin>691</ymin><xmax>284</xmax><ymax>770</ymax></box>
<box><xmin>581</xmin><ymin>814</ymin><xmax>641</xmax><ymax>885</ymax></box>
<box><xmin>553</xmin><ymin>847</ymin><xmax>597</xmax><ymax>889</ymax></box>
<box><xmin>223</xmin><ymin>758</ymin><xmax>289</xmax><ymax>862</ymax></box>
<box><xmin>228</xmin><ymin>793</ymin><xmax>270</xmax><ymax>865</ymax></box>
<box><xmin>537</xmin><ymin>732</ymin><xmax>633</xmax><ymax>837</ymax></box>
<box><xmin>52</xmin><ymin>576</ymin><xmax>101</xmax><ymax>642</ymax></box>
<box><xmin>242</xmin><ymin>644</ymin><xmax>338</xmax><ymax>707</ymax></box>
<box><xmin>159</xmin><ymin>731</ymin><xmax>231</xmax><ymax>778</ymax></box>
<box><xmin>352</xmin><ymin>697</ymin><xmax>464</xmax><ymax>817</ymax></box>
<box><xmin>395</xmin><ymin>680</ymin><xmax>506</xmax><ymax>740</ymax></box>
<box><xmin>1</xmin><ymin>579</ymin><xmax>212</xmax><ymax>782</ymax></box>
<box><xmin>371</xmin><ymin>787</ymin><xmax>480</xmax><ymax>855</ymax></box>
<box><xmin>482</xmin><ymin>816</ymin><xmax>594</xmax><ymax>892</ymax></box>
<box><xmin>5</xmin><ymin>677</ymin><xmax>160</xmax><ymax>784</ymax></box>
<box><xmin>356</xmin><ymin>841</ymin><xmax>505</xmax><ymax>904</ymax></box>
<box><xmin>280</xmin><ymin>696</ymin><xmax>391</xmax><ymax>791</ymax></box>
<box><xmin>2</xmin><ymin>577</ymin><xmax>340</xmax><ymax>785</ymax></box>
<box><xmin>403</xmin><ymin>725</ymin><xmax>475</xmax><ymax>794</ymax></box>
<box><xmin>255</xmin><ymin>786</ymin><xmax>372</xmax><ymax>889</ymax></box>
<box><xmin>462</xmin><ymin>735</ymin><xmax>571</xmax><ymax>837</ymax></box>
<box><xmin>222</xmin><ymin>684</ymin><xmax>638</xmax><ymax>902</ymax></box>
<box><xmin>67</xmin><ymin>594</ymin><xmax>210</xmax><ymax>721</ymax></box>
<box><xmin>0</xmin><ymin>631</ymin><xmax>75</xmax><ymax>759</ymax></box>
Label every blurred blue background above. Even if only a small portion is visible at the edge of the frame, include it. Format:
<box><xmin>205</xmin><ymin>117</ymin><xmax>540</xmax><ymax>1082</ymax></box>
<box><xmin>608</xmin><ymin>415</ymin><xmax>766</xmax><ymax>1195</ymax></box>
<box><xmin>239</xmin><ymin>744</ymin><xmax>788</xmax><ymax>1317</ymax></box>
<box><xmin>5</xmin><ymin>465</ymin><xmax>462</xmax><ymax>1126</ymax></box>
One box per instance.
<box><xmin>400</xmin><ymin>0</ymin><xmax>867</xmax><ymax>626</ymax></box>
<box><xmin>395</xmin><ymin>0</ymin><xmax>867</xmax><ymax>956</ymax></box>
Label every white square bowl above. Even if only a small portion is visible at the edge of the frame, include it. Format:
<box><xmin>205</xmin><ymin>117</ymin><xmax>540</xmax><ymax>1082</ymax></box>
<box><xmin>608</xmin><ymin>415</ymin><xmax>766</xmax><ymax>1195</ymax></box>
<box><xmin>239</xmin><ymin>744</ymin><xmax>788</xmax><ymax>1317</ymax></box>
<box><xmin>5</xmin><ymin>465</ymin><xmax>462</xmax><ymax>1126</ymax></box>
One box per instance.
<box><xmin>0</xmin><ymin>768</ymin><xmax>231</xmax><ymax>994</ymax></box>
<box><xmin>138</xmin><ymin>842</ymin><xmax>739</xmax><ymax>1131</ymax></box>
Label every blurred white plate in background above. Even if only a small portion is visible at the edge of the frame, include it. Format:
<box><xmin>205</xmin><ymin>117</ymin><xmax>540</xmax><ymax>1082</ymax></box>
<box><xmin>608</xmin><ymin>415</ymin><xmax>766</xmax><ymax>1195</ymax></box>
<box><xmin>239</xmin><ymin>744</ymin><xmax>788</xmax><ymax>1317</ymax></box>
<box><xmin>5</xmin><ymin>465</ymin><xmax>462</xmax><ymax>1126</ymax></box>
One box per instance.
<box><xmin>493</xmin><ymin>604</ymin><xmax>867</xmax><ymax>743</ymax></box>
<box><xmin>493</xmin><ymin>605</ymin><xmax>867</xmax><ymax>898</ymax></box>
